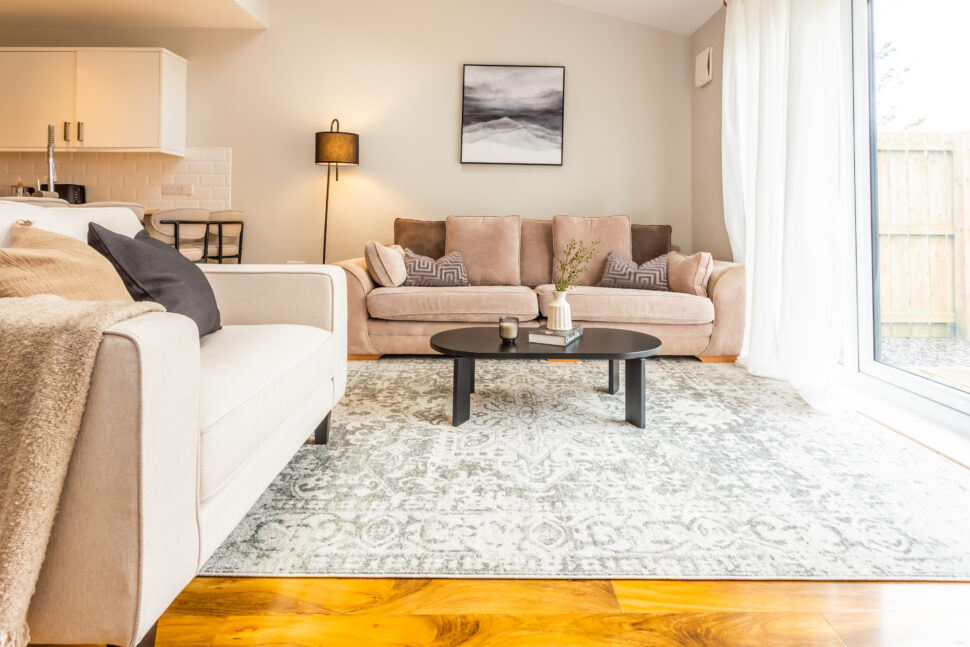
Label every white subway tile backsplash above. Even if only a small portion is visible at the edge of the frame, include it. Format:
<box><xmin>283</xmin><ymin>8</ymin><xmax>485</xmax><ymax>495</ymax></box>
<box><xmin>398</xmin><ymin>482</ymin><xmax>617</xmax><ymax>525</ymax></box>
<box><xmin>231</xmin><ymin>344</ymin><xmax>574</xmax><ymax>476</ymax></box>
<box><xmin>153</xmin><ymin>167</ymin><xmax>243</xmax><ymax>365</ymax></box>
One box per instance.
<box><xmin>0</xmin><ymin>148</ymin><xmax>231</xmax><ymax>210</ymax></box>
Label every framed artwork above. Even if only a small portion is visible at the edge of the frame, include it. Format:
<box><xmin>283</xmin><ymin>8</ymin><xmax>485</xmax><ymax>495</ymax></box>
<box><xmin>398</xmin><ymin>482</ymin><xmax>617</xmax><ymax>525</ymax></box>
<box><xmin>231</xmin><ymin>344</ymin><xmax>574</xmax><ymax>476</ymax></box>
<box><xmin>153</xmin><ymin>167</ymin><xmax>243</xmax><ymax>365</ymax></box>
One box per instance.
<box><xmin>460</xmin><ymin>64</ymin><xmax>565</xmax><ymax>166</ymax></box>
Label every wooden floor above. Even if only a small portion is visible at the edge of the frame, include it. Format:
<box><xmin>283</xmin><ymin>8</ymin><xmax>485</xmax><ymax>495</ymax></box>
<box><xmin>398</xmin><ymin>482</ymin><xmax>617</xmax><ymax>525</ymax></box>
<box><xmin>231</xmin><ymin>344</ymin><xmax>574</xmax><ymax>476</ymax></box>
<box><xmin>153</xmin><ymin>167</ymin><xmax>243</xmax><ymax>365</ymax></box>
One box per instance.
<box><xmin>153</xmin><ymin>577</ymin><xmax>970</xmax><ymax>646</ymax></box>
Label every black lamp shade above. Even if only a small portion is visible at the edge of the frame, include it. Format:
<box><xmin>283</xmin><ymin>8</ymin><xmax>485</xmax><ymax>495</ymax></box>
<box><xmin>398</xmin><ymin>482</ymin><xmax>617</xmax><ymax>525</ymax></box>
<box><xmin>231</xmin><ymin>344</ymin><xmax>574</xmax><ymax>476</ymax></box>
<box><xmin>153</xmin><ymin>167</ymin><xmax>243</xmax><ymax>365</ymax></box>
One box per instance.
<box><xmin>315</xmin><ymin>131</ymin><xmax>359</xmax><ymax>165</ymax></box>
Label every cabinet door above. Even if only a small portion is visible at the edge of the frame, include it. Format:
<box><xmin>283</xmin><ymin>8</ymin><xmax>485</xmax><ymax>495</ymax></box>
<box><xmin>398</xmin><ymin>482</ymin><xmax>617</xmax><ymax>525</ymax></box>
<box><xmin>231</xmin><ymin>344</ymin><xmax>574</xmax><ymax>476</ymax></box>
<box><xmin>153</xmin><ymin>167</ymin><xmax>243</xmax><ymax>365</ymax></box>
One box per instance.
<box><xmin>0</xmin><ymin>51</ymin><xmax>76</xmax><ymax>149</ymax></box>
<box><xmin>76</xmin><ymin>50</ymin><xmax>160</xmax><ymax>149</ymax></box>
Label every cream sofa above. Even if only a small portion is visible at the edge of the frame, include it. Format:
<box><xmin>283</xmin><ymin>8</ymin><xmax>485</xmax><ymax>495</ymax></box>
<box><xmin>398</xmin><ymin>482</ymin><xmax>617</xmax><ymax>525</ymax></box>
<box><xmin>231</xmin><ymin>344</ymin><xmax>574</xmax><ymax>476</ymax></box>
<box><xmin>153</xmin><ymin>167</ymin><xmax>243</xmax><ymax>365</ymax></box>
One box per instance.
<box><xmin>336</xmin><ymin>217</ymin><xmax>744</xmax><ymax>359</ymax></box>
<box><xmin>2</xmin><ymin>204</ymin><xmax>348</xmax><ymax>646</ymax></box>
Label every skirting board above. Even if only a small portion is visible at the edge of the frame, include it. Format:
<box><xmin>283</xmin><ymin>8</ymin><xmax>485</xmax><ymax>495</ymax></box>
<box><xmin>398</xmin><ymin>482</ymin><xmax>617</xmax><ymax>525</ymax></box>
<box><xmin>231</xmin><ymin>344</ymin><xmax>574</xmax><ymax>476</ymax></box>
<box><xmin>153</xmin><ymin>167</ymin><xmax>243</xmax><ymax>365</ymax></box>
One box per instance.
<box><xmin>348</xmin><ymin>354</ymin><xmax>383</xmax><ymax>361</ymax></box>
<box><xmin>697</xmin><ymin>356</ymin><xmax>738</xmax><ymax>363</ymax></box>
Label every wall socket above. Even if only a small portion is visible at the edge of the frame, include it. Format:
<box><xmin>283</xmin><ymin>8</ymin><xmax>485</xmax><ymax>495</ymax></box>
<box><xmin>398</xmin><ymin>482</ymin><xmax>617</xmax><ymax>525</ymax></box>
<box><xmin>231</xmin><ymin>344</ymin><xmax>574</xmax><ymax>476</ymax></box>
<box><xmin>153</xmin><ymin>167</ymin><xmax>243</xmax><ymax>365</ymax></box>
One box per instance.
<box><xmin>162</xmin><ymin>183</ymin><xmax>194</xmax><ymax>196</ymax></box>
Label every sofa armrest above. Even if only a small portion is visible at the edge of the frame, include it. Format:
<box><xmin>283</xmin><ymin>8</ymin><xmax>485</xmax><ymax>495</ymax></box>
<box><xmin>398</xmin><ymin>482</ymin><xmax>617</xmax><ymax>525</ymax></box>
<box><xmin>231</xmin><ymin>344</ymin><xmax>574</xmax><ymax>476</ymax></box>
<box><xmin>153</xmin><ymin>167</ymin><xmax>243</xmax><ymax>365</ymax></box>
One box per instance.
<box><xmin>334</xmin><ymin>257</ymin><xmax>380</xmax><ymax>355</ymax></box>
<box><xmin>701</xmin><ymin>261</ymin><xmax>746</xmax><ymax>358</ymax></box>
<box><xmin>201</xmin><ymin>264</ymin><xmax>346</xmax><ymax>332</ymax></box>
<box><xmin>28</xmin><ymin>312</ymin><xmax>202</xmax><ymax>647</ymax></box>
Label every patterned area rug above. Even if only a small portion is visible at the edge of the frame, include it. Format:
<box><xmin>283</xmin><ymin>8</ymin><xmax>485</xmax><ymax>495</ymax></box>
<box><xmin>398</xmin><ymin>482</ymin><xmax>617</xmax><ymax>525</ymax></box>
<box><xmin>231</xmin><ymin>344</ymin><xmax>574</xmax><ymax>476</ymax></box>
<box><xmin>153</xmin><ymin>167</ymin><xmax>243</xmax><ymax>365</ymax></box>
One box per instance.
<box><xmin>202</xmin><ymin>358</ymin><xmax>970</xmax><ymax>579</ymax></box>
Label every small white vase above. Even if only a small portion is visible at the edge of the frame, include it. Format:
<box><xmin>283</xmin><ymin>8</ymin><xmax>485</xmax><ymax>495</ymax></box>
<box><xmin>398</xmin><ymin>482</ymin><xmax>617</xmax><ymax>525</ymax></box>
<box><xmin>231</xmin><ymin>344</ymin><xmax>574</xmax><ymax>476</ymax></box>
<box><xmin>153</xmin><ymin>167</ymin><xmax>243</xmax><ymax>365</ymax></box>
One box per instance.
<box><xmin>547</xmin><ymin>289</ymin><xmax>573</xmax><ymax>330</ymax></box>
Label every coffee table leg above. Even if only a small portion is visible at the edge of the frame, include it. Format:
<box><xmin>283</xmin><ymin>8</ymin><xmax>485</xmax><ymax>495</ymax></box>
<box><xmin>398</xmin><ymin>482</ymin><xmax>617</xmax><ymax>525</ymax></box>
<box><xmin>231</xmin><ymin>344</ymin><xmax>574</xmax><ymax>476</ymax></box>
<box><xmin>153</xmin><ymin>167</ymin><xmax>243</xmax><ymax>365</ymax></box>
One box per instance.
<box><xmin>470</xmin><ymin>358</ymin><xmax>475</xmax><ymax>394</ymax></box>
<box><xmin>452</xmin><ymin>357</ymin><xmax>472</xmax><ymax>426</ymax></box>
<box><xmin>608</xmin><ymin>359</ymin><xmax>620</xmax><ymax>394</ymax></box>
<box><xmin>624</xmin><ymin>358</ymin><xmax>645</xmax><ymax>428</ymax></box>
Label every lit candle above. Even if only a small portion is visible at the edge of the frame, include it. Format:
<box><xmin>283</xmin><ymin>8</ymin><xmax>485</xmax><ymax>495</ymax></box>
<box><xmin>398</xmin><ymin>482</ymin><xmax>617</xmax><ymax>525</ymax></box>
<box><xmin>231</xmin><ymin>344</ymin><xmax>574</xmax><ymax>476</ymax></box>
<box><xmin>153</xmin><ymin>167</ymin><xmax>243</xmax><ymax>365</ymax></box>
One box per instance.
<box><xmin>498</xmin><ymin>316</ymin><xmax>519</xmax><ymax>343</ymax></box>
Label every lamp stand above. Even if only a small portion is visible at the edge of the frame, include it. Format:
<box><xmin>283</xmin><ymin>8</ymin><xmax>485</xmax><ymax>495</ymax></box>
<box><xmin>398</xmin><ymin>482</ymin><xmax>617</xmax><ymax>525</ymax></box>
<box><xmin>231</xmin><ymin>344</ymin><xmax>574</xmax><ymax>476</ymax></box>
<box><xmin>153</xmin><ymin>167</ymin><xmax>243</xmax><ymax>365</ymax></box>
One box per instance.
<box><xmin>322</xmin><ymin>162</ymin><xmax>331</xmax><ymax>264</ymax></box>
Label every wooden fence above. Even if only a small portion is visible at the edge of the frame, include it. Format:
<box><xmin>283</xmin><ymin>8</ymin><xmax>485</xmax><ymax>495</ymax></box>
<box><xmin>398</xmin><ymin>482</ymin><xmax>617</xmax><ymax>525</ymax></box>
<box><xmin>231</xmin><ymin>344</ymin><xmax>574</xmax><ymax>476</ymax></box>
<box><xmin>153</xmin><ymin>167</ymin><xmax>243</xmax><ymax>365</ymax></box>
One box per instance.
<box><xmin>875</xmin><ymin>132</ymin><xmax>970</xmax><ymax>338</ymax></box>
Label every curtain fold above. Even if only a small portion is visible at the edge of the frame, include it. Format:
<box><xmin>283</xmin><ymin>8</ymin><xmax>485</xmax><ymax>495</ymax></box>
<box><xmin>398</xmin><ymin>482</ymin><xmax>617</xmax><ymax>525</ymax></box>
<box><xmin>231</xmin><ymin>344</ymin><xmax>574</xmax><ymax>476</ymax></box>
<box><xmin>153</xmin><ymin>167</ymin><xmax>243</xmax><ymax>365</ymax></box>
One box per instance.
<box><xmin>721</xmin><ymin>0</ymin><xmax>854</xmax><ymax>409</ymax></box>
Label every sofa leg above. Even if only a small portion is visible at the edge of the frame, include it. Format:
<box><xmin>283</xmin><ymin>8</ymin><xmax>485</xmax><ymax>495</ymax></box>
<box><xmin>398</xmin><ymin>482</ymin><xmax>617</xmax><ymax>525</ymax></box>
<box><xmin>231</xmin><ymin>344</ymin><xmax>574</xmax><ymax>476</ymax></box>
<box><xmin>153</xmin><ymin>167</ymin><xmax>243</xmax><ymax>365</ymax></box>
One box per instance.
<box><xmin>696</xmin><ymin>355</ymin><xmax>738</xmax><ymax>363</ymax></box>
<box><xmin>108</xmin><ymin>621</ymin><xmax>156</xmax><ymax>647</ymax></box>
<box><xmin>348</xmin><ymin>354</ymin><xmax>382</xmax><ymax>360</ymax></box>
<box><xmin>315</xmin><ymin>412</ymin><xmax>331</xmax><ymax>445</ymax></box>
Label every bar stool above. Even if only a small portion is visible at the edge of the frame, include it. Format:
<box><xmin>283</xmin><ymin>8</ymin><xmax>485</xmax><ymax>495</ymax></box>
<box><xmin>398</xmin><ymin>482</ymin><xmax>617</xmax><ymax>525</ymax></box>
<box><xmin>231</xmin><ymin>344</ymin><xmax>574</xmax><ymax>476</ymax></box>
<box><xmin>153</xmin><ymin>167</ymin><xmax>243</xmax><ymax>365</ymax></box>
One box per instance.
<box><xmin>148</xmin><ymin>208</ymin><xmax>209</xmax><ymax>262</ymax></box>
<box><xmin>206</xmin><ymin>209</ymin><xmax>245</xmax><ymax>263</ymax></box>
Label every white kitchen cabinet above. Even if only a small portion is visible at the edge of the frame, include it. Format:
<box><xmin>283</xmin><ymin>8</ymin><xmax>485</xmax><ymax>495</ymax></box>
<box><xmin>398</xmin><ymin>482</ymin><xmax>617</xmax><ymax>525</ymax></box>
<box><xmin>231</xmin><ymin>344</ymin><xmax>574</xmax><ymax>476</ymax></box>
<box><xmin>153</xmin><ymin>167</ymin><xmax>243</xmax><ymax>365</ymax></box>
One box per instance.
<box><xmin>0</xmin><ymin>48</ymin><xmax>187</xmax><ymax>156</ymax></box>
<box><xmin>0</xmin><ymin>51</ymin><xmax>76</xmax><ymax>148</ymax></box>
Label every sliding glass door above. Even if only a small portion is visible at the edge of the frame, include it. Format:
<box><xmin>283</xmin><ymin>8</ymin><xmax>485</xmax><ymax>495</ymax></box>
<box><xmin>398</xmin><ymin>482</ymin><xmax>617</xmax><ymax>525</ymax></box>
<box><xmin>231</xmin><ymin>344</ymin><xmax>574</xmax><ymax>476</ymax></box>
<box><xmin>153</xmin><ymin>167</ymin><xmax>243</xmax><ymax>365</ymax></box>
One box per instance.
<box><xmin>856</xmin><ymin>0</ymin><xmax>970</xmax><ymax>412</ymax></box>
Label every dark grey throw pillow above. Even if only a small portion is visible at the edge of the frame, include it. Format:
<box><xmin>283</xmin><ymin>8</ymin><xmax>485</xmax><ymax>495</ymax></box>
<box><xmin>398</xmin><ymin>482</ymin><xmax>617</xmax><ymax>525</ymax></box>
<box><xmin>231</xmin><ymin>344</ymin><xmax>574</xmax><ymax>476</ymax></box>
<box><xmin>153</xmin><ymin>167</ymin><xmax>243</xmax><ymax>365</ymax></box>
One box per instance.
<box><xmin>598</xmin><ymin>252</ymin><xmax>669</xmax><ymax>291</ymax></box>
<box><xmin>402</xmin><ymin>248</ymin><xmax>470</xmax><ymax>287</ymax></box>
<box><xmin>87</xmin><ymin>223</ymin><xmax>222</xmax><ymax>337</ymax></box>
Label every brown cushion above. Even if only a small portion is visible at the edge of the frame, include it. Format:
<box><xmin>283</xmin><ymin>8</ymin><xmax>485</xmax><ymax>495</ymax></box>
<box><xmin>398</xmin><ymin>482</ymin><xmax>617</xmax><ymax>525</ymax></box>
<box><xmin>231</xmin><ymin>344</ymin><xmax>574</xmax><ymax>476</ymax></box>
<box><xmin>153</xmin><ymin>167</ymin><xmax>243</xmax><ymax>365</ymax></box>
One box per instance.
<box><xmin>535</xmin><ymin>284</ymin><xmax>713</xmax><ymax>325</ymax></box>
<box><xmin>520</xmin><ymin>218</ymin><xmax>554</xmax><ymax>287</ymax></box>
<box><xmin>394</xmin><ymin>218</ymin><xmax>445</xmax><ymax>259</ymax></box>
<box><xmin>367</xmin><ymin>285</ymin><xmax>539</xmax><ymax>322</ymax></box>
<box><xmin>445</xmin><ymin>215</ymin><xmax>521</xmax><ymax>286</ymax></box>
<box><xmin>402</xmin><ymin>249</ymin><xmax>470</xmax><ymax>287</ymax></box>
<box><xmin>667</xmin><ymin>251</ymin><xmax>714</xmax><ymax>297</ymax></box>
<box><xmin>552</xmin><ymin>215</ymin><xmax>632</xmax><ymax>286</ymax></box>
<box><xmin>599</xmin><ymin>252</ymin><xmax>668</xmax><ymax>290</ymax></box>
<box><xmin>364</xmin><ymin>241</ymin><xmax>407</xmax><ymax>287</ymax></box>
<box><xmin>631</xmin><ymin>224</ymin><xmax>673</xmax><ymax>263</ymax></box>
<box><xmin>0</xmin><ymin>223</ymin><xmax>132</xmax><ymax>301</ymax></box>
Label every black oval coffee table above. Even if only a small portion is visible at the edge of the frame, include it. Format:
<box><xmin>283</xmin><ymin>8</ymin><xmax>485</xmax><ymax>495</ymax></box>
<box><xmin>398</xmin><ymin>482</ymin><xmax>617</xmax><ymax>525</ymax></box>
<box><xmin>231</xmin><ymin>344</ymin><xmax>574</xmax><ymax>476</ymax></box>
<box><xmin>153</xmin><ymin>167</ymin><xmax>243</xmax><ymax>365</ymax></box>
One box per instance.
<box><xmin>430</xmin><ymin>327</ymin><xmax>662</xmax><ymax>428</ymax></box>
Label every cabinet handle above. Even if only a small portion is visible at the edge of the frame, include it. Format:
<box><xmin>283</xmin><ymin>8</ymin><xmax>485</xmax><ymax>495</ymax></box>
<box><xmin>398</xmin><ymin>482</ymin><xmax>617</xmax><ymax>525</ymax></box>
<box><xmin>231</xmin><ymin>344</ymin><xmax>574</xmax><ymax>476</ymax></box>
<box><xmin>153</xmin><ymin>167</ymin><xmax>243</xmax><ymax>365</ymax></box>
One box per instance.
<box><xmin>63</xmin><ymin>121</ymin><xmax>71</xmax><ymax>142</ymax></box>
<box><xmin>77</xmin><ymin>122</ymin><xmax>85</xmax><ymax>143</ymax></box>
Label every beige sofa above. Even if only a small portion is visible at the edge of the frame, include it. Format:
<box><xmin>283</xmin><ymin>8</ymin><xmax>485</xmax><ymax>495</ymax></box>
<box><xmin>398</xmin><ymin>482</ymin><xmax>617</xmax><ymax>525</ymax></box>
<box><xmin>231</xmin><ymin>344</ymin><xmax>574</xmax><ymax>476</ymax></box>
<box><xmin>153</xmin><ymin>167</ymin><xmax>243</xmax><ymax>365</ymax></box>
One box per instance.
<box><xmin>335</xmin><ymin>217</ymin><xmax>744</xmax><ymax>359</ymax></box>
<box><xmin>8</xmin><ymin>206</ymin><xmax>348</xmax><ymax>646</ymax></box>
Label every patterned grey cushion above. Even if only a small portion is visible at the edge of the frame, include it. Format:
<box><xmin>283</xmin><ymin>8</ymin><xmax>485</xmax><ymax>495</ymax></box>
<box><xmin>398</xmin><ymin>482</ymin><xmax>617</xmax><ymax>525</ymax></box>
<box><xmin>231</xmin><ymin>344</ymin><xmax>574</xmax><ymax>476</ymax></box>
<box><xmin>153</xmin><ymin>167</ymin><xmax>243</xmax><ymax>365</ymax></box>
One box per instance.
<box><xmin>598</xmin><ymin>252</ymin><xmax>668</xmax><ymax>290</ymax></box>
<box><xmin>403</xmin><ymin>248</ymin><xmax>470</xmax><ymax>287</ymax></box>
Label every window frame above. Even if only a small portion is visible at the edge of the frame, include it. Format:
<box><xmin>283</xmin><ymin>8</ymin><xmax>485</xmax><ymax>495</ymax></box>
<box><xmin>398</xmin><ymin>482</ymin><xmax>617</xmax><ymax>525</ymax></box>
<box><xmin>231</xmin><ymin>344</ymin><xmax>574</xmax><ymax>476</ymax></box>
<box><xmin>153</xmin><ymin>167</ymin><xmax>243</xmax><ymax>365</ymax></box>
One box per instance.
<box><xmin>849</xmin><ymin>0</ymin><xmax>970</xmax><ymax>416</ymax></box>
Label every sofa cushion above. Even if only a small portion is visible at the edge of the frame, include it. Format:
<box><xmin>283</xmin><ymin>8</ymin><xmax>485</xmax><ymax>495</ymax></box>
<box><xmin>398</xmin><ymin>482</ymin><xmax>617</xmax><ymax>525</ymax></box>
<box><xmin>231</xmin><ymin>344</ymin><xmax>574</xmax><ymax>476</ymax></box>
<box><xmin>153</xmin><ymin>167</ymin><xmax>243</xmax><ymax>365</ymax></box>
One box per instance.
<box><xmin>668</xmin><ymin>250</ymin><xmax>715</xmax><ymax>297</ymax></box>
<box><xmin>445</xmin><ymin>215</ymin><xmax>521</xmax><ymax>286</ymax></box>
<box><xmin>394</xmin><ymin>218</ymin><xmax>445</xmax><ymax>259</ymax></box>
<box><xmin>598</xmin><ymin>252</ymin><xmax>668</xmax><ymax>291</ymax></box>
<box><xmin>631</xmin><ymin>224</ymin><xmax>673</xmax><ymax>264</ymax></box>
<box><xmin>535</xmin><ymin>284</ymin><xmax>714</xmax><ymax>325</ymax></box>
<box><xmin>402</xmin><ymin>249</ymin><xmax>470</xmax><ymax>287</ymax></box>
<box><xmin>1</xmin><ymin>199</ymin><xmax>143</xmax><ymax>246</ymax></box>
<box><xmin>367</xmin><ymin>285</ymin><xmax>539</xmax><ymax>322</ymax></box>
<box><xmin>520</xmin><ymin>218</ymin><xmax>554</xmax><ymax>287</ymax></box>
<box><xmin>88</xmin><ymin>224</ymin><xmax>222</xmax><ymax>337</ymax></box>
<box><xmin>364</xmin><ymin>241</ymin><xmax>407</xmax><ymax>287</ymax></box>
<box><xmin>0</xmin><ymin>224</ymin><xmax>133</xmax><ymax>301</ymax></box>
<box><xmin>199</xmin><ymin>324</ymin><xmax>335</xmax><ymax>501</ymax></box>
<box><xmin>552</xmin><ymin>215</ymin><xmax>632</xmax><ymax>286</ymax></box>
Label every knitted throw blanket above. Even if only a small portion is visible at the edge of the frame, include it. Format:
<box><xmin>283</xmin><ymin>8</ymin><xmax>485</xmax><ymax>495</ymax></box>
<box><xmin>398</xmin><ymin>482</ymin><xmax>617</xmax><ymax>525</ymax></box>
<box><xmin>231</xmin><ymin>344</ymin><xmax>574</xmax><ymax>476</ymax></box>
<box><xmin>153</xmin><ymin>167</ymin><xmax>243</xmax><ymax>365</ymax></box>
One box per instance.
<box><xmin>0</xmin><ymin>295</ymin><xmax>164</xmax><ymax>647</ymax></box>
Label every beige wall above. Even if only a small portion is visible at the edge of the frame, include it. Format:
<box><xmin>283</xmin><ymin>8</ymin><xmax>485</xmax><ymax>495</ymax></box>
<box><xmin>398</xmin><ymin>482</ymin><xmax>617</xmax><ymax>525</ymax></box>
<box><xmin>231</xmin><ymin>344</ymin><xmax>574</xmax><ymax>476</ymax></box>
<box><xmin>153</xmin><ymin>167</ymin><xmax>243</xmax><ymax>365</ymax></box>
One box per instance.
<box><xmin>689</xmin><ymin>7</ymin><xmax>731</xmax><ymax>261</ymax></box>
<box><xmin>0</xmin><ymin>0</ymin><xmax>693</xmax><ymax>263</ymax></box>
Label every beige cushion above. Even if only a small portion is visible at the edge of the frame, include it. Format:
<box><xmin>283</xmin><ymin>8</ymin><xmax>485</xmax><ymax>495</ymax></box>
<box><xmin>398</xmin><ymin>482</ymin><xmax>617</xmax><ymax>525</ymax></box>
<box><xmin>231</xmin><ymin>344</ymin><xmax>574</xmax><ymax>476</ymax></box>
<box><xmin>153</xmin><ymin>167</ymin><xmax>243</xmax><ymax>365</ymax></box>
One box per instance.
<box><xmin>668</xmin><ymin>250</ymin><xmax>714</xmax><ymax>297</ymax></box>
<box><xmin>0</xmin><ymin>224</ymin><xmax>133</xmax><ymax>301</ymax></box>
<box><xmin>367</xmin><ymin>285</ymin><xmax>539</xmax><ymax>322</ymax></box>
<box><xmin>520</xmin><ymin>218</ymin><xmax>554</xmax><ymax>287</ymax></box>
<box><xmin>364</xmin><ymin>241</ymin><xmax>407</xmax><ymax>287</ymax></box>
<box><xmin>445</xmin><ymin>215</ymin><xmax>521</xmax><ymax>286</ymax></box>
<box><xmin>535</xmin><ymin>284</ymin><xmax>714</xmax><ymax>325</ymax></box>
<box><xmin>199</xmin><ymin>324</ymin><xmax>335</xmax><ymax>501</ymax></box>
<box><xmin>552</xmin><ymin>215</ymin><xmax>632</xmax><ymax>286</ymax></box>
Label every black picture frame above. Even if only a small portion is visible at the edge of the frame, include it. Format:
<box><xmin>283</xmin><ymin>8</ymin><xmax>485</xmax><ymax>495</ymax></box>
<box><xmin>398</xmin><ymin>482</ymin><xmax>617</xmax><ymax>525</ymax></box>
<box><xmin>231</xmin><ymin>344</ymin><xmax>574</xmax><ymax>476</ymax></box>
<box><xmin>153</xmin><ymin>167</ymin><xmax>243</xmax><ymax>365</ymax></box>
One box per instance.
<box><xmin>460</xmin><ymin>64</ymin><xmax>565</xmax><ymax>166</ymax></box>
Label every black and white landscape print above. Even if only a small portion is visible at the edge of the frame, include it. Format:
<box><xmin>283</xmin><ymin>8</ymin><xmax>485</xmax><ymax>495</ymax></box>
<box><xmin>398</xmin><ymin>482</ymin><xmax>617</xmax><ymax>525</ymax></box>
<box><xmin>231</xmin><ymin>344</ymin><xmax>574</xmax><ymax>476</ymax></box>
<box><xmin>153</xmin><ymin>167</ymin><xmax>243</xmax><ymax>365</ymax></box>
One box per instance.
<box><xmin>461</xmin><ymin>64</ymin><xmax>564</xmax><ymax>165</ymax></box>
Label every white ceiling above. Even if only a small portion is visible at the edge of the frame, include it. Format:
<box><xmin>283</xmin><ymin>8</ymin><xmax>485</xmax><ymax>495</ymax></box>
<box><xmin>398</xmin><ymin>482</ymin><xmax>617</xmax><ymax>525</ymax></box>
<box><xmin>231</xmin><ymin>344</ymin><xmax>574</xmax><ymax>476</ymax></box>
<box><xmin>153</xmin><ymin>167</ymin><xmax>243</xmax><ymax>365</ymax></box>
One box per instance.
<box><xmin>552</xmin><ymin>0</ymin><xmax>724</xmax><ymax>35</ymax></box>
<box><xmin>0</xmin><ymin>0</ymin><xmax>266</xmax><ymax>29</ymax></box>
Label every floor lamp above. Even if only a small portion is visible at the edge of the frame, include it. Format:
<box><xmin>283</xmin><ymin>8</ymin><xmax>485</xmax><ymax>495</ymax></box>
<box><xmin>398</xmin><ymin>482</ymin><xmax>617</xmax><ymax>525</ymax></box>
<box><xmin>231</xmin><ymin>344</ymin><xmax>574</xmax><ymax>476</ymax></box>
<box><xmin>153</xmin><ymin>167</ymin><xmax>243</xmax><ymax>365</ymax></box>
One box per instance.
<box><xmin>315</xmin><ymin>119</ymin><xmax>359</xmax><ymax>263</ymax></box>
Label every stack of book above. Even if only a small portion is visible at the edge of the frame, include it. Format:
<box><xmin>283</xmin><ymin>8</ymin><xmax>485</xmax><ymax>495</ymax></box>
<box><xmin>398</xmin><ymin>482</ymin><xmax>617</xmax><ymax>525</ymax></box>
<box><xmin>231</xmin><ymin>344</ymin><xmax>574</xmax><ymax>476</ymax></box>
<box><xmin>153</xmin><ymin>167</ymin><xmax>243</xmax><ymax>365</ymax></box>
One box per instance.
<box><xmin>528</xmin><ymin>325</ymin><xmax>583</xmax><ymax>347</ymax></box>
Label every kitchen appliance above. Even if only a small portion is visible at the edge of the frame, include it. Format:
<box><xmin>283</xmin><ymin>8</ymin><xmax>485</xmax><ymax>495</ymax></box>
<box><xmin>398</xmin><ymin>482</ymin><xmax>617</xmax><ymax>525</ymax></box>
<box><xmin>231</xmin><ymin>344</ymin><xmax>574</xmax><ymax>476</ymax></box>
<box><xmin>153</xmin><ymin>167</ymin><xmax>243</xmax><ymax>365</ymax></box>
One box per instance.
<box><xmin>40</xmin><ymin>183</ymin><xmax>86</xmax><ymax>204</ymax></box>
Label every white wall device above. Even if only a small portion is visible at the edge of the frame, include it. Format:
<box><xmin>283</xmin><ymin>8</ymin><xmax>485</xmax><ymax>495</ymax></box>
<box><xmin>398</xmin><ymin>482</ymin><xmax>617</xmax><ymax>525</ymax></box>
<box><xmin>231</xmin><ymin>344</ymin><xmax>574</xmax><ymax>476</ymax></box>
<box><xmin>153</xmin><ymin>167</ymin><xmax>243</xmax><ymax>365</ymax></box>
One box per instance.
<box><xmin>695</xmin><ymin>46</ymin><xmax>713</xmax><ymax>88</ymax></box>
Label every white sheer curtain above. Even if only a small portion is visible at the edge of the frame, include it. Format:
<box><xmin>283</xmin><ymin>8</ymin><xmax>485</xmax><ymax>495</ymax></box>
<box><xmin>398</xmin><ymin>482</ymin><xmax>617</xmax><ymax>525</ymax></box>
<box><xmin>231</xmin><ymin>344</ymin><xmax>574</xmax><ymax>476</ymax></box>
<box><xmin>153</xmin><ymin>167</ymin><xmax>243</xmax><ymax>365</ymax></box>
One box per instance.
<box><xmin>721</xmin><ymin>0</ymin><xmax>854</xmax><ymax>408</ymax></box>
